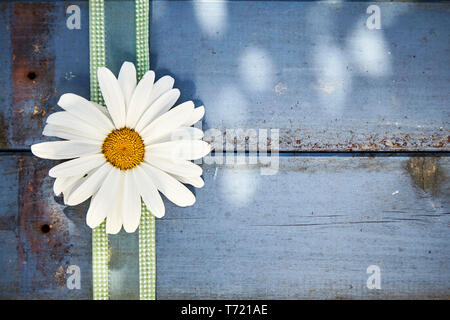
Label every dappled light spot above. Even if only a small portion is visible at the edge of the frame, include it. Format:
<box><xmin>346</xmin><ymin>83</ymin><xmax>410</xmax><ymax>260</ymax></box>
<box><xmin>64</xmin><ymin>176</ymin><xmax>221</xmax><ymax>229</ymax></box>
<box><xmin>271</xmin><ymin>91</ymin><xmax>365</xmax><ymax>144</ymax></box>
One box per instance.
<box><xmin>347</xmin><ymin>27</ymin><xmax>392</xmax><ymax>77</ymax></box>
<box><xmin>239</xmin><ymin>47</ymin><xmax>274</xmax><ymax>92</ymax></box>
<box><xmin>221</xmin><ymin>168</ymin><xmax>258</xmax><ymax>207</ymax></box>
<box><xmin>314</xmin><ymin>43</ymin><xmax>351</xmax><ymax>118</ymax></box>
<box><xmin>214</xmin><ymin>84</ymin><xmax>249</xmax><ymax>125</ymax></box>
<box><xmin>193</xmin><ymin>0</ymin><xmax>228</xmax><ymax>37</ymax></box>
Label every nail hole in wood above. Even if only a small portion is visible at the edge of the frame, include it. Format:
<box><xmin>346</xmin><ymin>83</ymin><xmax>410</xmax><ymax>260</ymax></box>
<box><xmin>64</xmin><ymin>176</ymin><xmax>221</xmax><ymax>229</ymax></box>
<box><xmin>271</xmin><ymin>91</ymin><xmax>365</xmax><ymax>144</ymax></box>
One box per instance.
<box><xmin>27</xmin><ymin>71</ymin><xmax>37</xmax><ymax>80</ymax></box>
<box><xmin>40</xmin><ymin>224</ymin><xmax>51</xmax><ymax>233</ymax></box>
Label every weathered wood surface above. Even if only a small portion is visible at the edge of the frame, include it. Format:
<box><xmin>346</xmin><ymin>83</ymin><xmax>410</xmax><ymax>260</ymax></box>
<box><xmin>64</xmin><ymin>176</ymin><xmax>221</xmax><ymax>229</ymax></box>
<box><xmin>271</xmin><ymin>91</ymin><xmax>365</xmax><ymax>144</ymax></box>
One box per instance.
<box><xmin>0</xmin><ymin>154</ymin><xmax>448</xmax><ymax>299</ymax></box>
<box><xmin>153</xmin><ymin>1</ymin><xmax>450</xmax><ymax>152</ymax></box>
<box><xmin>0</xmin><ymin>0</ymin><xmax>449</xmax><ymax>300</ymax></box>
<box><xmin>0</xmin><ymin>1</ymin><xmax>90</xmax><ymax>150</ymax></box>
<box><xmin>0</xmin><ymin>154</ymin><xmax>92</xmax><ymax>299</ymax></box>
<box><xmin>0</xmin><ymin>1</ymin><xmax>448</xmax><ymax>151</ymax></box>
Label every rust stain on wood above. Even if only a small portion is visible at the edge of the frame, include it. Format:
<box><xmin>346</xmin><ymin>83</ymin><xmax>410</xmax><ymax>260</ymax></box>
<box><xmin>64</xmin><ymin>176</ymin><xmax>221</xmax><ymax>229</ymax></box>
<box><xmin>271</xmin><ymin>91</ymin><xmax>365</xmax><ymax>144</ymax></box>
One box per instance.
<box><xmin>407</xmin><ymin>157</ymin><xmax>446</xmax><ymax>195</ymax></box>
<box><xmin>11</xmin><ymin>3</ymin><xmax>55</xmax><ymax>147</ymax></box>
<box><xmin>54</xmin><ymin>265</ymin><xmax>66</xmax><ymax>287</ymax></box>
<box><xmin>0</xmin><ymin>113</ymin><xmax>7</xmax><ymax>149</ymax></box>
<box><xmin>17</xmin><ymin>156</ymin><xmax>46</xmax><ymax>271</ymax></box>
<box><xmin>279</xmin><ymin>129</ymin><xmax>449</xmax><ymax>152</ymax></box>
<box><xmin>17</xmin><ymin>156</ymin><xmax>71</xmax><ymax>282</ymax></box>
<box><xmin>210</xmin><ymin>128</ymin><xmax>449</xmax><ymax>153</ymax></box>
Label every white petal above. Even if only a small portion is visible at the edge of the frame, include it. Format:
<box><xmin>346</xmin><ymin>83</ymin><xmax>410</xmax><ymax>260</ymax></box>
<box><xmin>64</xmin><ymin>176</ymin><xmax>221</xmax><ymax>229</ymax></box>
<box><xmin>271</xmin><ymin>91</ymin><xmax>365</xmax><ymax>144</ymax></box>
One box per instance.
<box><xmin>46</xmin><ymin>112</ymin><xmax>108</xmax><ymax>139</ymax></box>
<box><xmin>131</xmin><ymin>166</ymin><xmax>165</xmax><ymax>218</ymax></box>
<box><xmin>86</xmin><ymin>192</ymin><xmax>106</xmax><ymax>229</ymax></box>
<box><xmin>171</xmin><ymin>127</ymin><xmax>204</xmax><ymax>140</ymax></box>
<box><xmin>146</xmin><ymin>75</ymin><xmax>175</xmax><ymax>107</ymax></box>
<box><xmin>134</xmin><ymin>89</ymin><xmax>180</xmax><ymax>132</ymax></box>
<box><xmin>125</xmin><ymin>70</ymin><xmax>155</xmax><ymax>128</ymax></box>
<box><xmin>106</xmin><ymin>171</ymin><xmax>124</xmax><ymax>234</ymax></box>
<box><xmin>56</xmin><ymin>168</ymin><xmax>101</xmax><ymax>201</ymax></box>
<box><xmin>140</xmin><ymin>101</ymin><xmax>194</xmax><ymax>143</ymax></box>
<box><xmin>122</xmin><ymin>171</ymin><xmax>141</xmax><ymax>233</ymax></box>
<box><xmin>43</xmin><ymin>124</ymin><xmax>103</xmax><ymax>143</ymax></box>
<box><xmin>98</xmin><ymin>67</ymin><xmax>126</xmax><ymax>128</ymax></box>
<box><xmin>145</xmin><ymin>155</ymin><xmax>202</xmax><ymax>177</ymax></box>
<box><xmin>106</xmin><ymin>198</ymin><xmax>123</xmax><ymax>234</ymax></box>
<box><xmin>171</xmin><ymin>174</ymin><xmax>205</xmax><ymax>188</ymax></box>
<box><xmin>183</xmin><ymin>106</ymin><xmax>205</xmax><ymax>127</ymax></box>
<box><xmin>62</xmin><ymin>182</ymin><xmax>82</xmax><ymax>204</ymax></box>
<box><xmin>62</xmin><ymin>173</ymin><xmax>93</xmax><ymax>204</ymax></box>
<box><xmin>142</xmin><ymin>163</ymin><xmax>195</xmax><ymax>207</ymax></box>
<box><xmin>49</xmin><ymin>154</ymin><xmax>105</xmax><ymax>178</ymax></box>
<box><xmin>57</xmin><ymin>93</ymin><xmax>114</xmax><ymax>132</ymax></box>
<box><xmin>31</xmin><ymin>141</ymin><xmax>100</xmax><ymax>160</ymax></box>
<box><xmin>54</xmin><ymin>175</ymin><xmax>83</xmax><ymax>196</ymax></box>
<box><xmin>92</xmin><ymin>102</ymin><xmax>113</xmax><ymax>119</ymax></box>
<box><xmin>117</xmin><ymin>61</ymin><xmax>137</xmax><ymax>108</ymax></box>
<box><xmin>85</xmin><ymin>168</ymin><xmax>121</xmax><ymax>229</ymax></box>
<box><xmin>53</xmin><ymin>177</ymin><xmax>66</xmax><ymax>196</ymax></box>
<box><xmin>66</xmin><ymin>162</ymin><xmax>112</xmax><ymax>205</ymax></box>
<box><xmin>149</xmin><ymin>127</ymin><xmax>204</xmax><ymax>144</ymax></box>
<box><xmin>61</xmin><ymin>165</ymin><xmax>105</xmax><ymax>205</ymax></box>
<box><xmin>146</xmin><ymin>140</ymin><xmax>211</xmax><ymax>161</ymax></box>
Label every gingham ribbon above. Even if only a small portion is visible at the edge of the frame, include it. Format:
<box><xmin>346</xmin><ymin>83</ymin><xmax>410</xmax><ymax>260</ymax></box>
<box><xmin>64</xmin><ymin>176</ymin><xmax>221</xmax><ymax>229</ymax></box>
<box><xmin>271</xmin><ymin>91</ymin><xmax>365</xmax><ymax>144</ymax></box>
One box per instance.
<box><xmin>89</xmin><ymin>0</ymin><xmax>155</xmax><ymax>300</ymax></box>
<box><xmin>136</xmin><ymin>0</ymin><xmax>156</xmax><ymax>301</ymax></box>
<box><xmin>89</xmin><ymin>0</ymin><xmax>108</xmax><ymax>300</ymax></box>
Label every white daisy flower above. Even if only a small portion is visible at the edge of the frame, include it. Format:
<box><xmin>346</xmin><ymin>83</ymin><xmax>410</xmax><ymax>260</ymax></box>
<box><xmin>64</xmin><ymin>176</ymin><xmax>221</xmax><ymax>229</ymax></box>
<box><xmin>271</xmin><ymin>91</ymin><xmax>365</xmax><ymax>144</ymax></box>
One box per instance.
<box><xmin>31</xmin><ymin>62</ymin><xmax>211</xmax><ymax>234</ymax></box>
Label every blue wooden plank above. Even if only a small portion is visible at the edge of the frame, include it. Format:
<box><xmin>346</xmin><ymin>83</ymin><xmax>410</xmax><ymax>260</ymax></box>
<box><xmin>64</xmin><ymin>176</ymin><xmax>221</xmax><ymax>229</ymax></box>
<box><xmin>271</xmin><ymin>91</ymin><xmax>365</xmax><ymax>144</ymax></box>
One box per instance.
<box><xmin>150</xmin><ymin>0</ymin><xmax>449</xmax><ymax>151</ymax></box>
<box><xmin>0</xmin><ymin>1</ymin><xmax>89</xmax><ymax>150</ymax></box>
<box><xmin>0</xmin><ymin>154</ymin><xmax>92</xmax><ymax>299</ymax></box>
<box><xmin>0</xmin><ymin>1</ymin><xmax>448</xmax><ymax>151</ymax></box>
<box><xmin>156</xmin><ymin>156</ymin><xmax>450</xmax><ymax>299</ymax></box>
<box><xmin>0</xmin><ymin>154</ymin><xmax>448</xmax><ymax>299</ymax></box>
<box><xmin>54</xmin><ymin>1</ymin><xmax>90</xmax><ymax>118</ymax></box>
<box><xmin>0</xmin><ymin>3</ymin><xmax>12</xmax><ymax>149</ymax></box>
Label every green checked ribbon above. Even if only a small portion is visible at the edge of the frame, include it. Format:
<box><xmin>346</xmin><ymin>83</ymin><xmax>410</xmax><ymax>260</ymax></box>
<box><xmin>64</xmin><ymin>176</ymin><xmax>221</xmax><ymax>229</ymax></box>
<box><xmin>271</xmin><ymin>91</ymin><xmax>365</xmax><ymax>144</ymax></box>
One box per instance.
<box><xmin>89</xmin><ymin>0</ymin><xmax>108</xmax><ymax>300</ymax></box>
<box><xmin>89</xmin><ymin>0</ymin><xmax>155</xmax><ymax>300</ymax></box>
<box><xmin>136</xmin><ymin>0</ymin><xmax>156</xmax><ymax>301</ymax></box>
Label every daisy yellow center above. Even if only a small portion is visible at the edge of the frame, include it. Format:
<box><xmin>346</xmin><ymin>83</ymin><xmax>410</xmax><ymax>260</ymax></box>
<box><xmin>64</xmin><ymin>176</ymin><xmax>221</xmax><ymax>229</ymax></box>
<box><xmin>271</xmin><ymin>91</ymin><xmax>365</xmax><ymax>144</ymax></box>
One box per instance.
<box><xmin>102</xmin><ymin>128</ymin><xmax>145</xmax><ymax>170</ymax></box>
